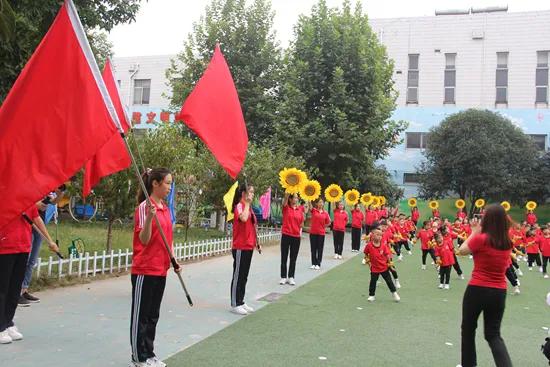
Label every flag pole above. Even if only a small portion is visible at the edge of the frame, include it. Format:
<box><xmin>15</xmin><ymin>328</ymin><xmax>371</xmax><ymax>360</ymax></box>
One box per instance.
<box><xmin>21</xmin><ymin>213</ymin><xmax>64</xmax><ymax>259</ymax></box>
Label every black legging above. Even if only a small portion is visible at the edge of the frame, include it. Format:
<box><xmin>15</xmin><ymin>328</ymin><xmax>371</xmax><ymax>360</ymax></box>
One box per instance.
<box><xmin>461</xmin><ymin>285</ymin><xmax>512</xmax><ymax>367</ymax></box>
<box><xmin>439</xmin><ymin>265</ymin><xmax>451</xmax><ymax>284</ymax></box>
<box><xmin>309</xmin><ymin>234</ymin><xmax>325</xmax><ymax>266</ymax></box>
<box><xmin>505</xmin><ymin>265</ymin><xmax>518</xmax><ymax>287</ymax></box>
<box><xmin>396</xmin><ymin>240</ymin><xmax>410</xmax><ymax>256</ymax></box>
<box><xmin>351</xmin><ymin>227</ymin><xmax>361</xmax><ymax>251</ymax></box>
<box><xmin>543</xmin><ymin>256</ymin><xmax>550</xmax><ymax>274</ymax></box>
<box><xmin>280</xmin><ymin>234</ymin><xmax>301</xmax><ymax>278</ymax></box>
<box><xmin>527</xmin><ymin>253</ymin><xmax>542</xmax><ymax>268</ymax></box>
<box><xmin>422</xmin><ymin>249</ymin><xmax>436</xmax><ymax>265</ymax></box>
<box><xmin>369</xmin><ymin>270</ymin><xmax>396</xmax><ymax>296</ymax></box>
<box><xmin>452</xmin><ymin>253</ymin><xmax>463</xmax><ymax>276</ymax></box>
<box><xmin>333</xmin><ymin>230</ymin><xmax>344</xmax><ymax>255</ymax></box>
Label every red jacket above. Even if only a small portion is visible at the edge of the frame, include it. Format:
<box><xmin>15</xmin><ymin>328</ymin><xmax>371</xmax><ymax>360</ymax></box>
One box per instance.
<box><xmin>232</xmin><ymin>201</ymin><xmax>257</xmax><ymax>251</ymax></box>
<box><xmin>364</xmin><ymin>242</ymin><xmax>392</xmax><ymax>273</ymax></box>
<box><xmin>282</xmin><ymin>205</ymin><xmax>305</xmax><ymax>237</ymax></box>
<box><xmin>435</xmin><ymin>243</ymin><xmax>455</xmax><ymax>266</ymax></box>
<box><xmin>364</xmin><ymin>210</ymin><xmax>378</xmax><ymax>226</ymax></box>
<box><xmin>332</xmin><ymin>209</ymin><xmax>348</xmax><ymax>231</ymax></box>
<box><xmin>539</xmin><ymin>236</ymin><xmax>550</xmax><ymax>257</ymax></box>
<box><xmin>411</xmin><ymin>209</ymin><xmax>420</xmax><ymax>222</ymax></box>
<box><xmin>309</xmin><ymin>208</ymin><xmax>331</xmax><ymax>235</ymax></box>
<box><xmin>526</xmin><ymin>212</ymin><xmax>537</xmax><ymax>225</ymax></box>
<box><xmin>417</xmin><ymin>229</ymin><xmax>434</xmax><ymax>250</ymax></box>
<box><xmin>351</xmin><ymin>209</ymin><xmax>364</xmax><ymax>229</ymax></box>
<box><xmin>525</xmin><ymin>236</ymin><xmax>539</xmax><ymax>254</ymax></box>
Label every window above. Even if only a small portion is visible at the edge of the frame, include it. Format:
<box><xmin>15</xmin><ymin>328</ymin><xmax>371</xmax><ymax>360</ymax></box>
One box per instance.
<box><xmin>133</xmin><ymin>79</ymin><xmax>151</xmax><ymax>105</ymax></box>
<box><xmin>529</xmin><ymin>134</ymin><xmax>547</xmax><ymax>151</ymax></box>
<box><xmin>444</xmin><ymin>53</ymin><xmax>456</xmax><ymax>104</ymax></box>
<box><xmin>496</xmin><ymin>52</ymin><xmax>508</xmax><ymax>104</ymax></box>
<box><xmin>407</xmin><ymin>54</ymin><xmax>419</xmax><ymax>104</ymax></box>
<box><xmin>406</xmin><ymin>132</ymin><xmax>428</xmax><ymax>149</ymax></box>
<box><xmin>403</xmin><ymin>173</ymin><xmax>422</xmax><ymax>184</ymax></box>
<box><xmin>536</xmin><ymin>51</ymin><xmax>549</xmax><ymax>104</ymax></box>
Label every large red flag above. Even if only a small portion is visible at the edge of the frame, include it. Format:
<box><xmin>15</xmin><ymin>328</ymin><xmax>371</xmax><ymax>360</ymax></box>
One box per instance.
<box><xmin>82</xmin><ymin>59</ymin><xmax>131</xmax><ymax>197</ymax></box>
<box><xmin>0</xmin><ymin>0</ymin><xmax>120</xmax><ymax>230</ymax></box>
<box><xmin>177</xmin><ymin>44</ymin><xmax>248</xmax><ymax>178</ymax></box>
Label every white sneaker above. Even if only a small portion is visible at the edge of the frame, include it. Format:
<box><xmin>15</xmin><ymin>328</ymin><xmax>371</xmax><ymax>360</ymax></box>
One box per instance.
<box><xmin>444</xmin><ymin>284</ymin><xmax>450</xmax><ymax>290</ymax></box>
<box><xmin>516</xmin><ymin>279</ymin><xmax>521</xmax><ymax>286</ymax></box>
<box><xmin>230</xmin><ymin>305</ymin><xmax>248</xmax><ymax>315</ymax></box>
<box><xmin>459</xmin><ymin>275</ymin><xmax>465</xmax><ymax>280</ymax></box>
<box><xmin>438</xmin><ymin>284</ymin><xmax>444</xmax><ymax>289</ymax></box>
<box><xmin>310</xmin><ymin>265</ymin><xmax>316</xmax><ymax>269</ymax></box>
<box><xmin>517</xmin><ymin>269</ymin><xmax>524</xmax><ymax>276</ymax></box>
<box><xmin>0</xmin><ymin>330</ymin><xmax>12</xmax><ymax>344</ymax></box>
<box><xmin>279</xmin><ymin>278</ymin><xmax>287</xmax><ymax>285</ymax></box>
<box><xmin>545</xmin><ymin>274</ymin><xmax>549</xmax><ymax>279</ymax></box>
<box><xmin>392</xmin><ymin>292</ymin><xmax>400</xmax><ymax>302</ymax></box>
<box><xmin>397</xmin><ymin>255</ymin><xmax>403</xmax><ymax>261</ymax></box>
<box><xmin>242</xmin><ymin>303</ymin><xmax>255</xmax><ymax>313</ymax></box>
<box><xmin>431</xmin><ymin>261</ymin><xmax>435</xmax><ymax>265</ymax></box>
<box><xmin>529</xmin><ymin>267</ymin><xmax>533</xmax><ymax>271</ymax></box>
<box><xmin>540</xmin><ymin>267</ymin><xmax>543</xmax><ymax>273</ymax></box>
<box><xmin>421</xmin><ymin>265</ymin><xmax>426</xmax><ymax>270</ymax></box>
<box><xmin>469</xmin><ymin>255</ymin><xmax>473</xmax><ymax>259</ymax></box>
<box><xmin>334</xmin><ymin>254</ymin><xmax>339</xmax><ymax>259</ymax></box>
<box><xmin>6</xmin><ymin>326</ymin><xmax>22</xmax><ymax>341</ymax></box>
<box><xmin>288</xmin><ymin>278</ymin><xmax>296</xmax><ymax>286</ymax></box>
<box><xmin>147</xmin><ymin>357</ymin><xmax>166</xmax><ymax>367</ymax></box>
<box><xmin>395</xmin><ymin>280</ymin><xmax>401</xmax><ymax>289</ymax></box>
<box><xmin>513</xmin><ymin>286</ymin><xmax>521</xmax><ymax>295</ymax></box>
<box><xmin>314</xmin><ymin>265</ymin><xmax>320</xmax><ymax>270</ymax></box>
<box><xmin>338</xmin><ymin>255</ymin><xmax>343</xmax><ymax>259</ymax></box>
<box><xmin>407</xmin><ymin>251</ymin><xmax>412</xmax><ymax>255</ymax></box>
<box><xmin>367</xmin><ymin>296</ymin><xmax>375</xmax><ymax>302</ymax></box>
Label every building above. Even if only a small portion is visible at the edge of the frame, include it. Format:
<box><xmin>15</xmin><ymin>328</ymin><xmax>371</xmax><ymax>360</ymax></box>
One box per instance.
<box><xmin>112</xmin><ymin>7</ymin><xmax>550</xmax><ymax>196</ymax></box>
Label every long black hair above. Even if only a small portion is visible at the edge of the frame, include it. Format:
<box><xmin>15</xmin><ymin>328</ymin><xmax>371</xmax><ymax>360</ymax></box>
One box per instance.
<box><xmin>137</xmin><ymin>167</ymin><xmax>171</xmax><ymax>204</ymax></box>
<box><xmin>481</xmin><ymin>204</ymin><xmax>513</xmax><ymax>250</ymax></box>
<box><xmin>230</xmin><ymin>182</ymin><xmax>255</xmax><ymax>223</ymax></box>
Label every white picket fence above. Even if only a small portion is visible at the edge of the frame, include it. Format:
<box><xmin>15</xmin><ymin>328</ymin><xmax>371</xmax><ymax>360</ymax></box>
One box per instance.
<box><xmin>34</xmin><ymin>228</ymin><xmax>281</xmax><ymax>279</ymax></box>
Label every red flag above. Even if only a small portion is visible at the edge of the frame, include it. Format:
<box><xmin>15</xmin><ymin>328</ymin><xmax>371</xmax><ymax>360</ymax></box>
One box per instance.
<box><xmin>82</xmin><ymin>59</ymin><xmax>131</xmax><ymax>197</ymax></box>
<box><xmin>177</xmin><ymin>44</ymin><xmax>248</xmax><ymax>178</ymax></box>
<box><xmin>0</xmin><ymin>0</ymin><xmax>119</xmax><ymax>230</ymax></box>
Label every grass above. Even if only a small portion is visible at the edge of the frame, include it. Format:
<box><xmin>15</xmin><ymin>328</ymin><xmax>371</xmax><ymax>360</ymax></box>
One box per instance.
<box><xmin>398</xmin><ymin>198</ymin><xmax>550</xmax><ymax>224</ymax></box>
<box><xmin>166</xmin><ymin>251</ymin><xmax>550</xmax><ymax>366</ymax></box>
<box><xmin>38</xmin><ymin>220</ymin><xmax>227</xmax><ymax>259</ymax></box>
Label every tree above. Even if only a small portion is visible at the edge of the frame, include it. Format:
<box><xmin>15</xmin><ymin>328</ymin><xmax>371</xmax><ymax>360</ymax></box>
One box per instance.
<box><xmin>276</xmin><ymin>0</ymin><xmax>406</xmax><ymax>190</ymax></box>
<box><xmin>0</xmin><ymin>0</ymin><xmax>143</xmax><ymax>102</ymax></box>
<box><xmin>166</xmin><ymin>0</ymin><xmax>282</xmax><ymax>143</ymax></box>
<box><xmin>0</xmin><ymin>0</ymin><xmax>15</xmax><ymax>42</ymax></box>
<box><xmin>417</xmin><ymin>109</ymin><xmax>541</xmax><ymax>213</ymax></box>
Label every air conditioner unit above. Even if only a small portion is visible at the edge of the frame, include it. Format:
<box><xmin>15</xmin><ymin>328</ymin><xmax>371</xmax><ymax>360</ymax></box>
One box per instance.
<box><xmin>472</xmin><ymin>30</ymin><xmax>484</xmax><ymax>40</ymax></box>
<box><xmin>128</xmin><ymin>63</ymin><xmax>139</xmax><ymax>72</ymax></box>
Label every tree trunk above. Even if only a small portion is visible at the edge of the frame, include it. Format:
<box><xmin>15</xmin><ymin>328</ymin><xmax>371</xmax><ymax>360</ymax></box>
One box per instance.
<box><xmin>106</xmin><ymin>217</ymin><xmax>114</xmax><ymax>252</ymax></box>
<box><xmin>215</xmin><ymin>209</ymin><xmax>222</xmax><ymax>231</ymax></box>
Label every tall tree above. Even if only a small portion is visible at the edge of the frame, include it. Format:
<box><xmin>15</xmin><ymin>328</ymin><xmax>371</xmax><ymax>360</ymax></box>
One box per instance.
<box><xmin>166</xmin><ymin>0</ymin><xmax>282</xmax><ymax>143</ymax></box>
<box><xmin>417</xmin><ymin>109</ymin><xmax>541</xmax><ymax>211</ymax></box>
<box><xmin>0</xmin><ymin>0</ymin><xmax>143</xmax><ymax>102</ymax></box>
<box><xmin>277</xmin><ymin>0</ymin><xmax>406</xmax><ymax>190</ymax></box>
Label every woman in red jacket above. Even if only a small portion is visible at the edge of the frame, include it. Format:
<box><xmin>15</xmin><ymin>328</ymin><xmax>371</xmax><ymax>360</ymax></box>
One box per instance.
<box><xmin>351</xmin><ymin>203</ymin><xmax>364</xmax><ymax>253</ymax></box>
<box><xmin>309</xmin><ymin>198</ymin><xmax>331</xmax><ymax>270</ymax></box>
<box><xmin>457</xmin><ymin>204</ymin><xmax>513</xmax><ymax>367</ymax></box>
<box><xmin>130</xmin><ymin>168</ymin><xmax>181</xmax><ymax>367</ymax></box>
<box><xmin>332</xmin><ymin>202</ymin><xmax>348</xmax><ymax>259</ymax></box>
<box><xmin>280</xmin><ymin>193</ymin><xmax>307</xmax><ymax>286</ymax></box>
<box><xmin>364</xmin><ymin>205</ymin><xmax>378</xmax><ymax>234</ymax></box>
<box><xmin>539</xmin><ymin>227</ymin><xmax>550</xmax><ymax>278</ymax></box>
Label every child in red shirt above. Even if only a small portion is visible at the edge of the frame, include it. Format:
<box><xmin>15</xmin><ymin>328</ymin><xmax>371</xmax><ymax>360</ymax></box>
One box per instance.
<box><xmin>441</xmin><ymin>225</ymin><xmax>464</xmax><ymax>279</ymax></box>
<box><xmin>524</xmin><ymin>229</ymin><xmax>542</xmax><ymax>271</ymax></box>
<box><xmin>433</xmin><ymin>232</ymin><xmax>455</xmax><ymax>289</ymax></box>
<box><xmin>350</xmin><ymin>203</ymin><xmax>364</xmax><ymax>252</ymax></box>
<box><xmin>416</xmin><ymin>221</ymin><xmax>436</xmax><ymax>269</ymax></box>
<box><xmin>309</xmin><ymin>198</ymin><xmax>331</xmax><ymax>269</ymax></box>
<box><xmin>538</xmin><ymin>227</ymin><xmax>550</xmax><ymax>278</ymax></box>
<box><xmin>280</xmin><ymin>192</ymin><xmax>307</xmax><ymax>285</ymax></box>
<box><xmin>363</xmin><ymin>228</ymin><xmax>400</xmax><ymax>303</ymax></box>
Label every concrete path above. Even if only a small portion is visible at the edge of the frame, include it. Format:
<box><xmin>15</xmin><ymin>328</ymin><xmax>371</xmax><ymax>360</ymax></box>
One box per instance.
<box><xmin>4</xmin><ymin>233</ymin><xmax>357</xmax><ymax>367</ymax></box>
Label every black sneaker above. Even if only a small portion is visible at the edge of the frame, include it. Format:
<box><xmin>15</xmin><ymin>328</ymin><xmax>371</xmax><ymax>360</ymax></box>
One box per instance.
<box><xmin>22</xmin><ymin>292</ymin><xmax>40</xmax><ymax>303</ymax></box>
<box><xmin>17</xmin><ymin>295</ymin><xmax>31</xmax><ymax>307</ymax></box>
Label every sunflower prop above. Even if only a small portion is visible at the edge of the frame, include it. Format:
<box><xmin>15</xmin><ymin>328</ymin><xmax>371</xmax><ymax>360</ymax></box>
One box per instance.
<box><xmin>324</xmin><ymin>184</ymin><xmax>343</xmax><ymax>203</ymax></box>
<box><xmin>360</xmin><ymin>193</ymin><xmax>373</xmax><ymax>206</ymax></box>
<box><xmin>455</xmin><ymin>199</ymin><xmax>466</xmax><ymax>209</ymax></box>
<box><xmin>526</xmin><ymin>201</ymin><xmax>537</xmax><ymax>211</ymax></box>
<box><xmin>345</xmin><ymin>189</ymin><xmax>360</xmax><ymax>206</ymax></box>
<box><xmin>378</xmin><ymin>196</ymin><xmax>387</xmax><ymax>206</ymax></box>
<box><xmin>408</xmin><ymin>198</ymin><xmax>417</xmax><ymax>207</ymax></box>
<box><xmin>299</xmin><ymin>180</ymin><xmax>321</xmax><ymax>202</ymax></box>
<box><xmin>279</xmin><ymin>168</ymin><xmax>307</xmax><ymax>194</ymax></box>
<box><xmin>501</xmin><ymin>201</ymin><xmax>511</xmax><ymax>212</ymax></box>
<box><xmin>429</xmin><ymin>200</ymin><xmax>439</xmax><ymax>210</ymax></box>
<box><xmin>475</xmin><ymin>199</ymin><xmax>485</xmax><ymax>209</ymax></box>
<box><xmin>370</xmin><ymin>196</ymin><xmax>381</xmax><ymax>208</ymax></box>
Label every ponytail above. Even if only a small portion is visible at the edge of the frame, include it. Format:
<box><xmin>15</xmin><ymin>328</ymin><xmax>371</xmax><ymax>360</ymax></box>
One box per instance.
<box><xmin>137</xmin><ymin>167</ymin><xmax>171</xmax><ymax>204</ymax></box>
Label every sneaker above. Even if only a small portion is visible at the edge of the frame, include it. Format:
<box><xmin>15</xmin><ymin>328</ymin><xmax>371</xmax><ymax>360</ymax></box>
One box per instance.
<box><xmin>529</xmin><ymin>267</ymin><xmax>533</xmax><ymax>271</ymax></box>
<box><xmin>540</xmin><ymin>267</ymin><xmax>544</xmax><ymax>273</ymax></box>
<box><xmin>279</xmin><ymin>278</ymin><xmax>287</xmax><ymax>285</ymax></box>
<box><xmin>314</xmin><ymin>265</ymin><xmax>320</xmax><ymax>270</ymax></box>
<box><xmin>151</xmin><ymin>357</ymin><xmax>166</xmax><ymax>367</ymax></box>
<box><xmin>397</xmin><ymin>255</ymin><xmax>403</xmax><ymax>261</ymax></box>
<box><xmin>367</xmin><ymin>296</ymin><xmax>375</xmax><ymax>302</ymax></box>
<box><xmin>22</xmin><ymin>292</ymin><xmax>40</xmax><ymax>303</ymax></box>
<box><xmin>395</xmin><ymin>280</ymin><xmax>401</xmax><ymax>289</ymax></box>
<box><xmin>0</xmin><ymin>330</ymin><xmax>12</xmax><ymax>344</ymax></box>
<box><xmin>444</xmin><ymin>284</ymin><xmax>450</xmax><ymax>290</ymax></box>
<box><xmin>407</xmin><ymin>251</ymin><xmax>412</xmax><ymax>255</ymax></box>
<box><xmin>288</xmin><ymin>278</ymin><xmax>296</xmax><ymax>286</ymax></box>
<box><xmin>338</xmin><ymin>255</ymin><xmax>343</xmax><ymax>259</ymax></box>
<box><xmin>392</xmin><ymin>292</ymin><xmax>400</xmax><ymax>302</ymax></box>
<box><xmin>6</xmin><ymin>326</ymin><xmax>22</xmax><ymax>341</ymax></box>
<box><xmin>469</xmin><ymin>255</ymin><xmax>473</xmax><ymax>259</ymax></box>
<box><xmin>17</xmin><ymin>295</ymin><xmax>30</xmax><ymax>307</ymax></box>
<box><xmin>242</xmin><ymin>304</ymin><xmax>255</xmax><ymax>313</ymax></box>
<box><xmin>430</xmin><ymin>261</ymin><xmax>435</xmax><ymax>265</ymax></box>
<box><xmin>421</xmin><ymin>265</ymin><xmax>426</xmax><ymax>270</ymax></box>
<box><xmin>517</xmin><ymin>269</ymin><xmax>524</xmax><ymax>276</ymax></box>
<box><xmin>438</xmin><ymin>284</ymin><xmax>444</xmax><ymax>289</ymax></box>
<box><xmin>230</xmin><ymin>305</ymin><xmax>248</xmax><ymax>315</ymax></box>
<box><xmin>516</xmin><ymin>279</ymin><xmax>520</xmax><ymax>286</ymax></box>
<box><xmin>310</xmin><ymin>265</ymin><xmax>316</xmax><ymax>269</ymax></box>
<box><xmin>513</xmin><ymin>286</ymin><xmax>521</xmax><ymax>295</ymax></box>
<box><xmin>459</xmin><ymin>274</ymin><xmax>465</xmax><ymax>280</ymax></box>
<box><xmin>545</xmin><ymin>274</ymin><xmax>549</xmax><ymax>279</ymax></box>
<box><xmin>334</xmin><ymin>254</ymin><xmax>339</xmax><ymax>259</ymax></box>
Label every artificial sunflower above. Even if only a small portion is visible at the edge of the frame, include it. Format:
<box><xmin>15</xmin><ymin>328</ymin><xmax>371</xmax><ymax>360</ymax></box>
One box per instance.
<box><xmin>344</xmin><ymin>189</ymin><xmax>360</xmax><ymax>206</ymax></box>
<box><xmin>325</xmin><ymin>184</ymin><xmax>343</xmax><ymax>203</ymax></box>
<box><xmin>299</xmin><ymin>180</ymin><xmax>321</xmax><ymax>202</ymax></box>
<box><xmin>526</xmin><ymin>201</ymin><xmax>537</xmax><ymax>211</ymax></box>
<box><xmin>360</xmin><ymin>193</ymin><xmax>373</xmax><ymax>206</ymax></box>
<box><xmin>429</xmin><ymin>200</ymin><xmax>439</xmax><ymax>210</ymax></box>
<box><xmin>370</xmin><ymin>196</ymin><xmax>380</xmax><ymax>208</ymax></box>
<box><xmin>475</xmin><ymin>199</ymin><xmax>485</xmax><ymax>208</ymax></box>
<box><xmin>501</xmin><ymin>201</ymin><xmax>511</xmax><ymax>212</ymax></box>
<box><xmin>279</xmin><ymin>167</ymin><xmax>307</xmax><ymax>194</ymax></box>
<box><xmin>455</xmin><ymin>199</ymin><xmax>466</xmax><ymax>209</ymax></box>
<box><xmin>378</xmin><ymin>196</ymin><xmax>386</xmax><ymax>206</ymax></box>
<box><xmin>408</xmin><ymin>198</ymin><xmax>417</xmax><ymax>207</ymax></box>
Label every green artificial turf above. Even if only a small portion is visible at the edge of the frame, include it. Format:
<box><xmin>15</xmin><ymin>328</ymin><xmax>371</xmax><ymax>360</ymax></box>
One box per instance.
<box><xmin>166</xmin><ymin>252</ymin><xmax>550</xmax><ymax>367</ymax></box>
